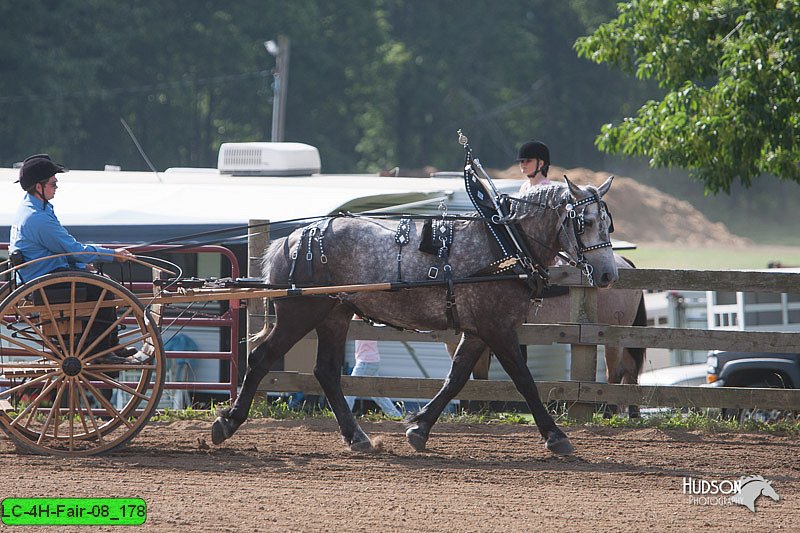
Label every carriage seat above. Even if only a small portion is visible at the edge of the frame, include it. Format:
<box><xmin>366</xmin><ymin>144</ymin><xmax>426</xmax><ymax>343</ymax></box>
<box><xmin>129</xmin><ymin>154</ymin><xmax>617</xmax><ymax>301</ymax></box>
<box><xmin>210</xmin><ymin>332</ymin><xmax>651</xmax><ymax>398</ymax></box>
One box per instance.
<box><xmin>0</xmin><ymin>250</ymin><xmax>26</xmax><ymax>300</ymax></box>
<box><xmin>30</xmin><ymin>283</ymin><xmax>90</xmax><ymax>337</ymax></box>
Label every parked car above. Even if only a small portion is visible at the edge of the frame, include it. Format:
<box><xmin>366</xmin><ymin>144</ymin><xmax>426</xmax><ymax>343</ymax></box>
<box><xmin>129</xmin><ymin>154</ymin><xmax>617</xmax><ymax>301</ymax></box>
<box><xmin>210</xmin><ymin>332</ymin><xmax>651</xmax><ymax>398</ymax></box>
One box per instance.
<box><xmin>636</xmin><ymin>363</ymin><xmax>709</xmax><ymax>417</ymax></box>
<box><xmin>706</xmin><ymin>350</ymin><xmax>800</xmax><ymax>422</ymax></box>
<box><xmin>638</xmin><ymin>363</ymin><xmax>709</xmax><ymax>387</ymax></box>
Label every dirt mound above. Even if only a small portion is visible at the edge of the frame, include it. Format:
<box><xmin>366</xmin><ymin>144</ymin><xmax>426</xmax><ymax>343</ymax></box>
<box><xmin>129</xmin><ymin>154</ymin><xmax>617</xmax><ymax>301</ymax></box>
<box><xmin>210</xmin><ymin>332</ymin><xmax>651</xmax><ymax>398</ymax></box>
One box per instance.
<box><xmin>491</xmin><ymin>165</ymin><xmax>750</xmax><ymax>247</ymax></box>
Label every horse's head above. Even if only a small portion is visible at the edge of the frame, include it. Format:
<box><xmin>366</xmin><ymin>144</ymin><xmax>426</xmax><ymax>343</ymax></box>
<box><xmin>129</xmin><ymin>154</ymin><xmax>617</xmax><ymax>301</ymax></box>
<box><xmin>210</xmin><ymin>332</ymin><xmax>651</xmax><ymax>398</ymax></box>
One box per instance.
<box><xmin>557</xmin><ymin>176</ymin><xmax>618</xmax><ymax>288</ymax></box>
<box><xmin>762</xmin><ymin>481</ymin><xmax>780</xmax><ymax>502</ymax></box>
<box><xmin>504</xmin><ymin>176</ymin><xmax>618</xmax><ymax>287</ymax></box>
<box><xmin>740</xmin><ymin>476</ymin><xmax>781</xmax><ymax>502</ymax></box>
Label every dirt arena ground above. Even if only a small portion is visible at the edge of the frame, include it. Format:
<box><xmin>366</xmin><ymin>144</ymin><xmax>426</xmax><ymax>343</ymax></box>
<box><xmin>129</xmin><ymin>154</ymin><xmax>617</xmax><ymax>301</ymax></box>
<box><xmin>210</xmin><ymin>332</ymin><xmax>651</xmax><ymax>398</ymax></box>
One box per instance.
<box><xmin>1</xmin><ymin>418</ymin><xmax>797</xmax><ymax>532</ymax></box>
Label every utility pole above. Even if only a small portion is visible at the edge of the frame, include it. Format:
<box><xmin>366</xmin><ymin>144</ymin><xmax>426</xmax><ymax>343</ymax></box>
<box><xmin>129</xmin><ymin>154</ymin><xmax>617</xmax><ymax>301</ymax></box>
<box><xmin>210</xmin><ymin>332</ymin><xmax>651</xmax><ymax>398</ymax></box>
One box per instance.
<box><xmin>264</xmin><ymin>36</ymin><xmax>290</xmax><ymax>142</ymax></box>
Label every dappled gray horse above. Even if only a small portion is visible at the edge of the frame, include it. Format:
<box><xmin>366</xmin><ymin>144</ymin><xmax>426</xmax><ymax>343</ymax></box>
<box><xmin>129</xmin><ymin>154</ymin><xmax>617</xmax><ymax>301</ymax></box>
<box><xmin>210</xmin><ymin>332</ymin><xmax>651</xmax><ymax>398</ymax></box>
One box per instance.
<box><xmin>212</xmin><ymin>177</ymin><xmax>618</xmax><ymax>455</ymax></box>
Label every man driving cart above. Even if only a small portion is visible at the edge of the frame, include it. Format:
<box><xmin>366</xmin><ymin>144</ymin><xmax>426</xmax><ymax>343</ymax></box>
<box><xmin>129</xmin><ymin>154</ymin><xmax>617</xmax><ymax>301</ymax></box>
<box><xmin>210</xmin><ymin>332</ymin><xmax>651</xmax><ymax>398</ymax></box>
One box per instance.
<box><xmin>9</xmin><ymin>153</ymin><xmax>143</xmax><ymax>364</ymax></box>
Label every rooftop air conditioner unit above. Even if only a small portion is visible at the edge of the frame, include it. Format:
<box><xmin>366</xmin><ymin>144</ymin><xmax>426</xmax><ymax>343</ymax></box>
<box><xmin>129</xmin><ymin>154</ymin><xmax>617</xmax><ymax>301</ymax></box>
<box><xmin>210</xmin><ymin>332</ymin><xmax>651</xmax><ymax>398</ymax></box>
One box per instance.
<box><xmin>217</xmin><ymin>142</ymin><xmax>321</xmax><ymax>176</ymax></box>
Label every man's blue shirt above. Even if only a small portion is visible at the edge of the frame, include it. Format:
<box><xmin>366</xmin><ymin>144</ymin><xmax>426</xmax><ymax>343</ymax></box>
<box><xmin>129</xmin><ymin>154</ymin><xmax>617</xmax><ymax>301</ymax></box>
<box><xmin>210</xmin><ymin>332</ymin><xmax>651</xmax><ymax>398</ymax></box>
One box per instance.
<box><xmin>9</xmin><ymin>193</ymin><xmax>115</xmax><ymax>282</ymax></box>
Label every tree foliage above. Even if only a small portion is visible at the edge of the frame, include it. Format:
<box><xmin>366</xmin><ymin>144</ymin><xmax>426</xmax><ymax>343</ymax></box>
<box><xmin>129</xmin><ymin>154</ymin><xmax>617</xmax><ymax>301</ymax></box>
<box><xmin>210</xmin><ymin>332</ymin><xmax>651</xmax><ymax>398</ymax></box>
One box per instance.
<box><xmin>0</xmin><ymin>1</ymin><xmax>654</xmax><ymax>174</ymax></box>
<box><xmin>575</xmin><ymin>0</ymin><xmax>800</xmax><ymax>193</ymax></box>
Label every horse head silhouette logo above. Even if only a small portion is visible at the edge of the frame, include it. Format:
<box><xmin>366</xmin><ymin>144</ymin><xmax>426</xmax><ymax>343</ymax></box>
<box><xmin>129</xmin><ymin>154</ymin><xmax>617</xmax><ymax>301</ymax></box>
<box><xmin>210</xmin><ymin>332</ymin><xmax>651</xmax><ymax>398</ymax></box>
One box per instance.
<box><xmin>730</xmin><ymin>475</ymin><xmax>780</xmax><ymax>512</ymax></box>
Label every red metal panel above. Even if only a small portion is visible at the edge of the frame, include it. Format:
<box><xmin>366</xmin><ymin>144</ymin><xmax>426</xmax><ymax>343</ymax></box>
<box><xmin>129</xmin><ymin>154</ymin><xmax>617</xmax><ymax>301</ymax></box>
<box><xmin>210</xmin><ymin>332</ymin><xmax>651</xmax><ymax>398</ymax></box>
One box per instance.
<box><xmin>0</xmin><ymin>243</ymin><xmax>240</xmax><ymax>402</ymax></box>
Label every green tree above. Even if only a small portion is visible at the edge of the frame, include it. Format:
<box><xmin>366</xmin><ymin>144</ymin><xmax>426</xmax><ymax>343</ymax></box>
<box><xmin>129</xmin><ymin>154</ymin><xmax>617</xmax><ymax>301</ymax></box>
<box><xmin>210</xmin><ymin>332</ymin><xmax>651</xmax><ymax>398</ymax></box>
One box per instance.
<box><xmin>575</xmin><ymin>0</ymin><xmax>800</xmax><ymax>193</ymax></box>
<box><xmin>366</xmin><ymin>0</ymin><xmax>656</xmax><ymax>173</ymax></box>
<box><xmin>0</xmin><ymin>1</ymin><xmax>651</xmax><ymax>175</ymax></box>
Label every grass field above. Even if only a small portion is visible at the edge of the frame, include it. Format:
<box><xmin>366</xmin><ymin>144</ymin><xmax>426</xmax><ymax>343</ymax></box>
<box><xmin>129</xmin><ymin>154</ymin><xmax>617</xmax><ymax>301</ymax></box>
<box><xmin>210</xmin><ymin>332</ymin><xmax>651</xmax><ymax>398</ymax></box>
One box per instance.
<box><xmin>621</xmin><ymin>243</ymin><xmax>800</xmax><ymax>269</ymax></box>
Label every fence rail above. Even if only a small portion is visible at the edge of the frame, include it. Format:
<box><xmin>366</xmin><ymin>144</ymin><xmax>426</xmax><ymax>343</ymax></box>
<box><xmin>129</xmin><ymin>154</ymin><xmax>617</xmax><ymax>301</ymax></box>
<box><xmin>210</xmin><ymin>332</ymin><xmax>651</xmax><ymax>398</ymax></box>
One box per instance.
<box><xmin>258</xmin><ymin>372</ymin><xmax>800</xmax><ymax>411</ymax></box>
<box><xmin>251</xmin><ymin>259</ymin><xmax>800</xmax><ymax>415</ymax></box>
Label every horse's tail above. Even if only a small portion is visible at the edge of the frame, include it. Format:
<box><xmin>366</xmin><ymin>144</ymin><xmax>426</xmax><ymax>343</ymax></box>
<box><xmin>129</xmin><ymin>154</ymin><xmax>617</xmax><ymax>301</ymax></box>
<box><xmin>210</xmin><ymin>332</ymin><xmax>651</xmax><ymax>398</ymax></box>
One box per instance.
<box><xmin>617</xmin><ymin>254</ymin><xmax>646</xmax><ymax>376</ymax></box>
<box><xmin>628</xmin><ymin>293</ymin><xmax>647</xmax><ymax>376</ymax></box>
<box><xmin>245</xmin><ymin>238</ymin><xmax>290</xmax><ymax>348</ymax></box>
<box><xmin>248</xmin><ymin>320</ymin><xmax>271</xmax><ymax>346</ymax></box>
<box><xmin>261</xmin><ymin>237</ymin><xmax>289</xmax><ymax>285</ymax></box>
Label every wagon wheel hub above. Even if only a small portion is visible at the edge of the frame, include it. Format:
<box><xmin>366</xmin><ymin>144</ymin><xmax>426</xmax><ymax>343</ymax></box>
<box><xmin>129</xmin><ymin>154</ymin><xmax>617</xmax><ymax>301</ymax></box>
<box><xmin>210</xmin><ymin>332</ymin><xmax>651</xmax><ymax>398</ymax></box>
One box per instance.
<box><xmin>61</xmin><ymin>356</ymin><xmax>82</xmax><ymax>376</ymax></box>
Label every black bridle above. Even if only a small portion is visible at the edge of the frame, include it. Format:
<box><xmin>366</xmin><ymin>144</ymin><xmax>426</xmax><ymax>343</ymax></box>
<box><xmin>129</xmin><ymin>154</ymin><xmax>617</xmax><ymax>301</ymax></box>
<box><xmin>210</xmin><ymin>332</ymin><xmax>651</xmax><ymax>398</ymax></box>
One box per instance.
<box><xmin>502</xmin><ymin>188</ymin><xmax>615</xmax><ymax>286</ymax></box>
<box><xmin>565</xmin><ymin>192</ymin><xmax>615</xmax><ymax>253</ymax></box>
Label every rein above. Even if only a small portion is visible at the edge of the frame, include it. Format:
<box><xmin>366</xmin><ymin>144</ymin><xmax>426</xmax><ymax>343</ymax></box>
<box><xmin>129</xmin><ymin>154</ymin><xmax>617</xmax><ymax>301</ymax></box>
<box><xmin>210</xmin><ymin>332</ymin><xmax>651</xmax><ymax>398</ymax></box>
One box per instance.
<box><xmin>116</xmin><ymin>212</ymin><xmax>491</xmax><ymax>256</ymax></box>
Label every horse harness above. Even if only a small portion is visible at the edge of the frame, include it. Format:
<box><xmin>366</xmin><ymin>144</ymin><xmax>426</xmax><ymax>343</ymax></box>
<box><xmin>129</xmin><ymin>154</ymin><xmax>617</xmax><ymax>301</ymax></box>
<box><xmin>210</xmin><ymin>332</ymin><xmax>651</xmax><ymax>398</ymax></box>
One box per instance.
<box><xmin>287</xmin><ymin>217</ymin><xmax>333</xmax><ymax>287</ymax></box>
<box><xmin>461</xmin><ymin>136</ymin><xmax>550</xmax><ymax>299</ymax></box>
<box><xmin>565</xmin><ymin>193</ymin><xmax>614</xmax><ymax>252</ymax></box>
<box><xmin>419</xmin><ymin>216</ymin><xmax>459</xmax><ymax>329</ymax></box>
<box><xmin>281</xmin><ymin>135</ymin><xmax>615</xmax><ymax>334</ymax></box>
<box><xmin>393</xmin><ymin>217</ymin><xmax>412</xmax><ymax>280</ymax></box>
<box><xmin>554</xmin><ymin>191</ymin><xmax>615</xmax><ymax>286</ymax></box>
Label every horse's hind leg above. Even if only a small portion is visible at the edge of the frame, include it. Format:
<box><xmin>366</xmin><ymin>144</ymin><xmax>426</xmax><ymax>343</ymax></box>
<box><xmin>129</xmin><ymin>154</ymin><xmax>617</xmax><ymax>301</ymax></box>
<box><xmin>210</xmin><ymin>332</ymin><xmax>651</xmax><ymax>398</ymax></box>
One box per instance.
<box><xmin>465</xmin><ymin>348</ymin><xmax>491</xmax><ymax>412</ymax></box>
<box><xmin>211</xmin><ymin>297</ymin><xmax>336</xmax><ymax>445</ymax></box>
<box><xmin>622</xmin><ymin>347</ymin><xmax>644</xmax><ymax>418</ymax></box>
<box><xmin>445</xmin><ymin>341</ymin><xmax>490</xmax><ymax>412</ymax></box>
<box><xmin>602</xmin><ymin>346</ymin><xmax>624</xmax><ymax>418</ymax></box>
<box><xmin>312</xmin><ymin>306</ymin><xmax>373</xmax><ymax>451</ymax></box>
<box><xmin>489</xmin><ymin>330</ymin><xmax>574</xmax><ymax>455</ymax></box>
<box><xmin>406</xmin><ymin>333</ymin><xmax>486</xmax><ymax>451</ymax></box>
<box><xmin>624</xmin><ymin>294</ymin><xmax>647</xmax><ymax>417</ymax></box>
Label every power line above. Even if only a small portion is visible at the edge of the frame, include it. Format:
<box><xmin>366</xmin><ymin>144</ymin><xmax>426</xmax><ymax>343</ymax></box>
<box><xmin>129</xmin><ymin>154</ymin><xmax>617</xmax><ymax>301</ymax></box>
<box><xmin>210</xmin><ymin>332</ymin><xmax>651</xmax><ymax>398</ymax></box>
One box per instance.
<box><xmin>0</xmin><ymin>70</ymin><xmax>270</xmax><ymax>104</ymax></box>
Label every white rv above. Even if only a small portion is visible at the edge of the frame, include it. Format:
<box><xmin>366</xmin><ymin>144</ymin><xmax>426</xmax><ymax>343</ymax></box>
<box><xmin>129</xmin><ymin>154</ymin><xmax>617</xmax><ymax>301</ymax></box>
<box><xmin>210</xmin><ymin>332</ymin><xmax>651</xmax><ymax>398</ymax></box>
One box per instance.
<box><xmin>1</xmin><ymin>142</ymin><xmax>527</xmax><ymax>406</ymax></box>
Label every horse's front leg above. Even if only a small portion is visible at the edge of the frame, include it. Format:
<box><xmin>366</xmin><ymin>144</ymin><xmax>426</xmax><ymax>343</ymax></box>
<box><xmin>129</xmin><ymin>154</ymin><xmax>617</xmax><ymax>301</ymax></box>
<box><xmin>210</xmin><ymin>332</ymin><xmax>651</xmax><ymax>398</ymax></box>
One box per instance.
<box><xmin>211</xmin><ymin>298</ymin><xmax>335</xmax><ymax>445</ymax></box>
<box><xmin>311</xmin><ymin>308</ymin><xmax>373</xmax><ymax>451</ymax></box>
<box><xmin>488</xmin><ymin>329</ymin><xmax>574</xmax><ymax>455</ymax></box>
<box><xmin>406</xmin><ymin>333</ymin><xmax>486</xmax><ymax>451</ymax></box>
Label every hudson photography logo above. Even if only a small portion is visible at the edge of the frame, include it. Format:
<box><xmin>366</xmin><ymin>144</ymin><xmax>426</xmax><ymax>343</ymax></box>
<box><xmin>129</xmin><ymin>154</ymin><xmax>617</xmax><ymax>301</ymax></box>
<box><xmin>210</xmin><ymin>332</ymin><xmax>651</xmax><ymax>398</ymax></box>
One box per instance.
<box><xmin>682</xmin><ymin>475</ymin><xmax>780</xmax><ymax>512</ymax></box>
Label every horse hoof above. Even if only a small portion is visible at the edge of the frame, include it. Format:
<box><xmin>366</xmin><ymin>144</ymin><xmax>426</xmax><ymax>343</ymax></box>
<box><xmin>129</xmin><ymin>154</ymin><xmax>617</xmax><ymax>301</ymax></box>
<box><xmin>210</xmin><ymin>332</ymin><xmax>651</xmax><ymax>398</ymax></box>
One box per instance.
<box><xmin>406</xmin><ymin>425</ymin><xmax>428</xmax><ymax>452</ymax></box>
<box><xmin>348</xmin><ymin>428</ymin><xmax>373</xmax><ymax>451</ymax></box>
<box><xmin>350</xmin><ymin>438</ymin><xmax>373</xmax><ymax>452</ymax></box>
<box><xmin>545</xmin><ymin>432</ymin><xmax>574</xmax><ymax>456</ymax></box>
<box><xmin>211</xmin><ymin>416</ymin><xmax>237</xmax><ymax>445</ymax></box>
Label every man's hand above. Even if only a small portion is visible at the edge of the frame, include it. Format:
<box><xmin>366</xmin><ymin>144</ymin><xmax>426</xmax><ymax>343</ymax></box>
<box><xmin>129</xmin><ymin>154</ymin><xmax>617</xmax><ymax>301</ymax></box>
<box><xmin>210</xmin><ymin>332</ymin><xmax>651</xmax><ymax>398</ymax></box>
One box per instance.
<box><xmin>113</xmin><ymin>248</ymin><xmax>135</xmax><ymax>263</ymax></box>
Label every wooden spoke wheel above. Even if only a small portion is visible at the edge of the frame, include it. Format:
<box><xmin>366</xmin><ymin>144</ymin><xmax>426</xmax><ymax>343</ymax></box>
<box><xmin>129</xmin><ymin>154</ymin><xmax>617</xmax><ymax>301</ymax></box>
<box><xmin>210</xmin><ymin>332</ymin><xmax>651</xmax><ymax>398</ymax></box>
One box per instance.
<box><xmin>0</xmin><ymin>271</ymin><xmax>165</xmax><ymax>456</ymax></box>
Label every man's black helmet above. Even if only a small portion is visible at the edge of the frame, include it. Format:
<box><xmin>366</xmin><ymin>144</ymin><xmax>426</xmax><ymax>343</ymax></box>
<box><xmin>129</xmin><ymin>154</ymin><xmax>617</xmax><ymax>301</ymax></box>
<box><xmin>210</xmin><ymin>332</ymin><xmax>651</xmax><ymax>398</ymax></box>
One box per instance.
<box><xmin>17</xmin><ymin>154</ymin><xmax>66</xmax><ymax>190</ymax></box>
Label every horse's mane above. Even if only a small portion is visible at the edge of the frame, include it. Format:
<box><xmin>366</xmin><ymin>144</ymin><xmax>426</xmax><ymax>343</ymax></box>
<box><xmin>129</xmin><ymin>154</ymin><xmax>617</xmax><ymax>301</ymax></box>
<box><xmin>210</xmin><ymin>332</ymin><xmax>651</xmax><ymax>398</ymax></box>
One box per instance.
<box><xmin>740</xmin><ymin>475</ymin><xmax>769</xmax><ymax>485</ymax></box>
<box><xmin>505</xmin><ymin>182</ymin><xmax>567</xmax><ymax>220</ymax></box>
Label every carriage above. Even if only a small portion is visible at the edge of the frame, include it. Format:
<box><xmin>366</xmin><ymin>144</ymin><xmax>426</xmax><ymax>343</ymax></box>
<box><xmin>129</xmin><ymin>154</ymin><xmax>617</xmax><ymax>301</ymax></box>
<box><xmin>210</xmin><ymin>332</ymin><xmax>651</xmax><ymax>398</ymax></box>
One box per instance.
<box><xmin>0</xmin><ymin>264</ymin><xmax>432</xmax><ymax>455</ymax></box>
<box><xmin>0</xmin><ymin>134</ymin><xmax>623</xmax><ymax>457</ymax></box>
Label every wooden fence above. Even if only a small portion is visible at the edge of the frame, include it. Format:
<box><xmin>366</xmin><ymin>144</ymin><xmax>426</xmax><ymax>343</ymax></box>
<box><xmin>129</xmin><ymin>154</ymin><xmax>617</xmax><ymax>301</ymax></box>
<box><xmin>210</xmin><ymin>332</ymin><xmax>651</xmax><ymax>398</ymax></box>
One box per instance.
<box><xmin>246</xmin><ymin>221</ymin><xmax>800</xmax><ymax>417</ymax></box>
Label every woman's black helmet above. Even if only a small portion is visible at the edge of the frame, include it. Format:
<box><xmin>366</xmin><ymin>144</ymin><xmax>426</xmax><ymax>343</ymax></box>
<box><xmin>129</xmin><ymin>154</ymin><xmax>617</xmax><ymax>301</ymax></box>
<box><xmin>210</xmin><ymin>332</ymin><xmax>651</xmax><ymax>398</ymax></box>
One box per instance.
<box><xmin>517</xmin><ymin>140</ymin><xmax>549</xmax><ymax>177</ymax></box>
<box><xmin>517</xmin><ymin>140</ymin><xmax>550</xmax><ymax>164</ymax></box>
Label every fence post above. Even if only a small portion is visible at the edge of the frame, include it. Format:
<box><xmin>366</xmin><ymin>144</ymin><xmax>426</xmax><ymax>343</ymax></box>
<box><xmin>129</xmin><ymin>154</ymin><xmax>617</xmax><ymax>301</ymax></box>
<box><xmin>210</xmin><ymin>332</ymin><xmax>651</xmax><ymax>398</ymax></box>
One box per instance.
<box><xmin>568</xmin><ymin>285</ymin><xmax>598</xmax><ymax>421</ymax></box>
<box><xmin>246</xmin><ymin>219</ymin><xmax>270</xmax><ymax>366</ymax></box>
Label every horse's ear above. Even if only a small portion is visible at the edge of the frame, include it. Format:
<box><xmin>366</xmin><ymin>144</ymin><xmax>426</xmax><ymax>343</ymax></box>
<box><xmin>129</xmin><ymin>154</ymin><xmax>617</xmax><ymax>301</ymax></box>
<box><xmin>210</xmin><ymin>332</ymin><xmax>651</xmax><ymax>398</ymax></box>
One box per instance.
<box><xmin>597</xmin><ymin>175</ymin><xmax>614</xmax><ymax>197</ymax></box>
<box><xmin>564</xmin><ymin>176</ymin><xmax>581</xmax><ymax>197</ymax></box>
